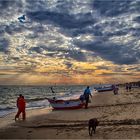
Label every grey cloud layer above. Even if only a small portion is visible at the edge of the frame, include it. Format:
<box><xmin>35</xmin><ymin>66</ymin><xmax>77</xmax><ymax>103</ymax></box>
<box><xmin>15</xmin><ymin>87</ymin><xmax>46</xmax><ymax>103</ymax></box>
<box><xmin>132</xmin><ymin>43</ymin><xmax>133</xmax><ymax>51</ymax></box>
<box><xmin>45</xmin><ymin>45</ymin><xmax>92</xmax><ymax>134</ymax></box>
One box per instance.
<box><xmin>29</xmin><ymin>45</ymin><xmax>87</xmax><ymax>62</ymax></box>
<box><xmin>0</xmin><ymin>0</ymin><xmax>140</xmax><ymax>68</ymax></box>
<box><xmin>0</xmin><ymin>0</ymin><xmax>24</xmax><ymax>17</ymax></box>
<box><xmin>0</xmin><ymin>38</ymin><xmax>9</xmax><ymax>53</ymax></box>
<box><xmin>74</xmin><ymin>39</ymin><xmax>139</xmax><ymax>65</ymax></box>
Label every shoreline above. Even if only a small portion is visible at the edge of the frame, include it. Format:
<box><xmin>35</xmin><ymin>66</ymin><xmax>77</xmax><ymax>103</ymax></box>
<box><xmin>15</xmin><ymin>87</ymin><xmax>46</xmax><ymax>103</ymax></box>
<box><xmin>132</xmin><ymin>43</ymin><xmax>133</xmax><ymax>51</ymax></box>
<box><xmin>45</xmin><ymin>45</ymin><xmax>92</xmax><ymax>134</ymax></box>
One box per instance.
<box><xmin>0</xmin><ymin>87</ymin><xmax>85</xmax><ymax>118</ymax></box>
<box><xmin>0</xmin><ymin>106</ymin><xmax>51</xmax><ymax>118</ymax></box>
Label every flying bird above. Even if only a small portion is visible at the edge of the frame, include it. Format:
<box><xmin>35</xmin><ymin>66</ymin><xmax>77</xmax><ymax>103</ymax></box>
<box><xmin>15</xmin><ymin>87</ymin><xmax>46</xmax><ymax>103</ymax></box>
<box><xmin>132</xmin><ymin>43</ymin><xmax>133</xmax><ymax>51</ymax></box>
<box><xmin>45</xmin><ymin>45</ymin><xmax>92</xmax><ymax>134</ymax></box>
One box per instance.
<box><xmin>18</xmin><ymin>15</ymin><xmax>26</xmax><ymax>23</ymax></box>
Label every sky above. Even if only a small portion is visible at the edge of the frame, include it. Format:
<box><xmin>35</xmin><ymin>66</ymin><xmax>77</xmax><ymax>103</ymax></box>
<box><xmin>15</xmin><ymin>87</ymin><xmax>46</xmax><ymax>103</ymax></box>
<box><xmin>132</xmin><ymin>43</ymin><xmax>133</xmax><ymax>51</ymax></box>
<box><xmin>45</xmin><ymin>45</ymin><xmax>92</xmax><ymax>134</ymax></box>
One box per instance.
<box><xmin>0</xmin><ymin>0</ymin><xmax>140</xmax><ymax>85</ymax></box>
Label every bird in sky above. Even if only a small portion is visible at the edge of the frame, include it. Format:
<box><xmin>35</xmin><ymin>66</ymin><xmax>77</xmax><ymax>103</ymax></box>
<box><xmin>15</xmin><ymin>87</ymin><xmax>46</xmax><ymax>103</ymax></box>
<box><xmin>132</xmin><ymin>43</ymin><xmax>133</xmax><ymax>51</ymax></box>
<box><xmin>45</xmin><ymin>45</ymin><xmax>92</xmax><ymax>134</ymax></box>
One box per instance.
<box><xmin>18</xmin><ymin>15</ymin><xmax>26</xmax><ymax>23</ymax></box>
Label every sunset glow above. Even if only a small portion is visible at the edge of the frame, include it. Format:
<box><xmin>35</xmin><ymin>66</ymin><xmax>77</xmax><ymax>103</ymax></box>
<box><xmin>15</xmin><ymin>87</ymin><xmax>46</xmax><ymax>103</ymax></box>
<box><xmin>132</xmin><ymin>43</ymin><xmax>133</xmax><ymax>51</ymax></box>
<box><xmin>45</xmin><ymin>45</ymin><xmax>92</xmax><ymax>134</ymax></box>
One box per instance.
<box><xmin>0</xmin><ymin>0</ymin><xmax>140</xmax><ymax>85</ymax></box>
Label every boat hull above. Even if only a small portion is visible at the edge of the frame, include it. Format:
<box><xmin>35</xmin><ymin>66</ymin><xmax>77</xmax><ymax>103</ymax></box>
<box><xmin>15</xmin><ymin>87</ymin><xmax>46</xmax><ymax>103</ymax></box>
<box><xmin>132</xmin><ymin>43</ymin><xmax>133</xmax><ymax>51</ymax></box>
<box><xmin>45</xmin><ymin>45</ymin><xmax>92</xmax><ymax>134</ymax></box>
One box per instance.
<box><xmin>47</xmin><ymin>98</ymin><xmax>85</xmax><ymax>110</ymax></box>
<box><xmin>94</xmin><ymin>87</ymin><xmax>113</xmax><ymax>92</ymax></box>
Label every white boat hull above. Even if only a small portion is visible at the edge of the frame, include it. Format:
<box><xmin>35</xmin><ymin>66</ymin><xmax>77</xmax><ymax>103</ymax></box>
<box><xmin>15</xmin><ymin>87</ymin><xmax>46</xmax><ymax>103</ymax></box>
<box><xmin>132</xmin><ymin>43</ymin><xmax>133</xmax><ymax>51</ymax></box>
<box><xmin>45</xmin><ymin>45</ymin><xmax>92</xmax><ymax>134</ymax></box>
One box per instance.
<box><xmin>47</xmin><ymin>98</ymin><xmax>85</xmax><ymax>110</ymax></box>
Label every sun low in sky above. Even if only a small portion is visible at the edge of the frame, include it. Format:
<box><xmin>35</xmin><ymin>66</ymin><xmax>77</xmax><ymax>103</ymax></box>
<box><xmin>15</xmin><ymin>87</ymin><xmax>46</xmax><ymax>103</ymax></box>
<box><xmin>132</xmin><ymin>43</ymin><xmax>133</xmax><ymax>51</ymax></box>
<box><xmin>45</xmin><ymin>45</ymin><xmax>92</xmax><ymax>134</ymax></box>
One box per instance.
<box><xmin>0</xmin><ymin>0</ymin><xmax>140</xmax><ymax>85</ymax></box>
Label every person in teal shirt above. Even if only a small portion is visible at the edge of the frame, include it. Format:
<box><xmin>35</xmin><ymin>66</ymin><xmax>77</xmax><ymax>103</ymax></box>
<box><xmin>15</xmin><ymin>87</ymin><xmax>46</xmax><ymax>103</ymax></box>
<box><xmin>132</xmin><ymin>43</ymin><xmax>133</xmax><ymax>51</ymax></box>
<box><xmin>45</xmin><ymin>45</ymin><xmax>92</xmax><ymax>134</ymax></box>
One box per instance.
<box><xmin>84</xmin><ymin>86</ymin><xmax>92</xmax><ymax>109</ymax></box>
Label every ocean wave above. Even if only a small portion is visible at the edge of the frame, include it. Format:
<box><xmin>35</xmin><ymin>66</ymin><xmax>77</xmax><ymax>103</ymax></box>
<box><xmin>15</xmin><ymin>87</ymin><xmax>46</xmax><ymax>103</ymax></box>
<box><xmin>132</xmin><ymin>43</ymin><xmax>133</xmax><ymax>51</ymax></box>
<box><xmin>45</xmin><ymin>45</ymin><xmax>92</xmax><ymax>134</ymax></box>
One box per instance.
<box><xmin>0</xmin><ymin>85</ymin><xmax>87</xmax><ymax>117</ymax></box>
<box><xmin>0</xmin><ymin>106</ymin><xmax>15</xmax><ymax>111</ymax></box>
<box><xmin>26</xmin><ymin>97</ymin><xmax>48</xmax><ymax>102</ymax></box>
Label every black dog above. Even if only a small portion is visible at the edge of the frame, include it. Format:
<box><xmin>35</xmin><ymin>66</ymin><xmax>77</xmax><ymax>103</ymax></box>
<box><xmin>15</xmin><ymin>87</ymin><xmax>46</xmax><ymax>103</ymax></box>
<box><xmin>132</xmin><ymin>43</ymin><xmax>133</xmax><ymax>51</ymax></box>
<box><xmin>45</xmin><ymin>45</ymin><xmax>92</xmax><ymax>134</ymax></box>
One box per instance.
<box><xmin>88</xmin><ymin>118</ymin><xmax>99</xmax><ymax>136</ymax></box>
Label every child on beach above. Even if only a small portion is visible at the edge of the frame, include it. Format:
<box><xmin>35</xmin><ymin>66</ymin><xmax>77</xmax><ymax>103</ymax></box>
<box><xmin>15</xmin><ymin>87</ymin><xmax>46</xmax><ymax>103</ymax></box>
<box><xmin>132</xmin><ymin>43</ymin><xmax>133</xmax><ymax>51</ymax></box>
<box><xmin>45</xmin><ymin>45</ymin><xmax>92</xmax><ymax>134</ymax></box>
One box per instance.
<box><xmin>15</xmin><ymin>94</ymin><xmax>26</xmax><ymax>121</ymax></box>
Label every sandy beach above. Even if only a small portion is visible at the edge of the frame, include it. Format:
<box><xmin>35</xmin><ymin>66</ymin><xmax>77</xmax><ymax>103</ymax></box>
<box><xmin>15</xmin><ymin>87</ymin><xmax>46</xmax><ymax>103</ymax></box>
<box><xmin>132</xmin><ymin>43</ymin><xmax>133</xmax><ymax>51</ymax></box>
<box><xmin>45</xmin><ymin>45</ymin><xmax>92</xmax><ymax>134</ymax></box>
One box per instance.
<box><xmin>0</xmin><ymin>87</ymin><xmax>140</xmax><ymax>139</ymax></box>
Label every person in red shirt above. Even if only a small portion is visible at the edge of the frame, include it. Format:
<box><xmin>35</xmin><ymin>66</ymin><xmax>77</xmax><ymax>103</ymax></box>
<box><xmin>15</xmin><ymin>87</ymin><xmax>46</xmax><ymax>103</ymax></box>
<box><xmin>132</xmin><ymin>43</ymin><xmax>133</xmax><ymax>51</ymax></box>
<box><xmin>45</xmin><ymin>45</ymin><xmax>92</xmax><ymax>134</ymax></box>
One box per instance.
<box><xmin>15</xmin><ymin>94</ymin><xmax>26</xmax><ymax>121</ymax></box>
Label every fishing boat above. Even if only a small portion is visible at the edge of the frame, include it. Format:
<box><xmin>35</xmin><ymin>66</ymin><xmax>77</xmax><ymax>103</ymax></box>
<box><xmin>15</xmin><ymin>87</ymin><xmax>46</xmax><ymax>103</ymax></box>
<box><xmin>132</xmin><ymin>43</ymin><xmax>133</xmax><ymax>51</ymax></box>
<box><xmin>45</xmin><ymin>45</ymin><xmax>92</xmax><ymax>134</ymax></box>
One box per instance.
<box><xmin>46</xmin><ymin>98</ymin><xmax>85</xmax><ymax>110</ymax></box>
<box><xmin>94</xmin><ymin>86</ymin><xmax>113</xmax><ymax>92</ymax></box>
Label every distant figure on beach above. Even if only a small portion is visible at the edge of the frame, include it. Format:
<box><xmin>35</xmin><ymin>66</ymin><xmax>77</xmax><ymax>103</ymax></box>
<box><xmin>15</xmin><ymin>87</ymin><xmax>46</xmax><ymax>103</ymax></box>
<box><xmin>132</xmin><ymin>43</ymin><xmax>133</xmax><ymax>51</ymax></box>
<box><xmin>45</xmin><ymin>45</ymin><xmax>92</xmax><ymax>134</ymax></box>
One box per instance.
<box><xmin>128</xmin><ymin>83</ymin><xmax>132</xmax><ymax>92</ymax></box>
<box><xmin>112</xmin><ymin>84</ymin><xmax>116</xmax><ymax>94</ymax></box>
<box><xmin>125</xmin><ymin>83</ymin><xmax>129</xmax><ymax>92</ymax></box>
<box><xmin>84</xmin><ymin>86</ymin><xmax>92</xmax><ymax>109</ymax></box>
<box><xmin>15</xmin><ymin>94</ymin><xmax>26</xmax><ymax>121</ymax></box>
<box><xmin>112</xmin><ymin>84</ymin><xmax>119</xmax><ymax>95</ymax></box>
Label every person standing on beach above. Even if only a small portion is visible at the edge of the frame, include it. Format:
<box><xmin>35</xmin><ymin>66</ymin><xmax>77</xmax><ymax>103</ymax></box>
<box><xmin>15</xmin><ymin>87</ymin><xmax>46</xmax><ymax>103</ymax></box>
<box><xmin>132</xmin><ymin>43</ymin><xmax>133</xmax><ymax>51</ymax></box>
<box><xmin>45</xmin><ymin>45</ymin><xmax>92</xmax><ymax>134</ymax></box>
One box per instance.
<box><xmin>128</xmin><ymin>83</ymin><xmax>132</xmax><ymax>92</ymax></box>
<box><xmin>125</xmin><ymin>83</ymin><xmax>129</xmax><ymax>92</ymax></box>
<box><xmin>15</xmin><ymin>94</ymin><xmax>26</xmax><ymax>121</ymax></box>
<box><xmin>112</xmin><ymin>84</ymin><xmax>119</xmax><ymax>95</ymax></box>
<box><xmin>84</xmin><ymin>86</ymin><xmax>92</xmax><ymax>109</ymax></box>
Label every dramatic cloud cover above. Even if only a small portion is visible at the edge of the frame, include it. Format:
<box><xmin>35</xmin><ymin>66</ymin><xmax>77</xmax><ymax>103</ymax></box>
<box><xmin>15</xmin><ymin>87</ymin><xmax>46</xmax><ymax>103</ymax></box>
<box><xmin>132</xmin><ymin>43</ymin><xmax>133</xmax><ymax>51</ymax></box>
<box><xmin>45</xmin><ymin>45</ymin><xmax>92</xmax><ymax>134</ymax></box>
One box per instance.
<box><xmin>0</xmin><ymin>0</ymin><xmax>140</xmax><ymax>85</ymax></box>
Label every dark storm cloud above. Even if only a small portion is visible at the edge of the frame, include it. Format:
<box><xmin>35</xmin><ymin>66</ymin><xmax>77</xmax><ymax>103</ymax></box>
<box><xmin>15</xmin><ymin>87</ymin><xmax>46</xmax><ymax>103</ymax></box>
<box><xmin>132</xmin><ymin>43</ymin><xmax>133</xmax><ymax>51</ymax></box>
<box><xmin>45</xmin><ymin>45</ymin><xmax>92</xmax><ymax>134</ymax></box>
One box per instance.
<box><xmin>0</xmin><ymin>38</ymin><xmax>9</xmax><ymax>53</ymax></box>
<box><xmin>32</xmin><ymin>25</ymin><xmax>45</xmax><ymax>33</ymax></box>
<box><xmin>26</xmin><ymin>24</ymin><xmax>46</xmax><ymax>39</ymax></box>
<box><xmin>25</xmin><ymin>0</ymin><xmax>137</xmax><ymax>38</ymax></box>
<box><xmin>127</xmin><ymin>66</ymin><xmax>140</xmax><ymax>72</ymax></box>
<box><xmin>27</xmin><ymin>10</ymin><xmax>95</xmax><ymax>29</ymax></box>
<box><xmin>3</xmin><ymin>21</ymin><xmax>46</xmax><ymax>37</ymax></box>
<box><xmin>29</xmin><ymin>46</ymin><xmax>43</xmax><ymax>54</ymax></box>
<box><xmin>0</xmin><ymin>25</ymin><xmax>5</xmax><ymax>36</ymax></box>
<box><xmin>29</xmin><ymin>45</ymin><xmax>87</xmax><ymax>62</ymax></box>
<box><xmin>0</xmin><ymin>0</ymin><xmax>23</xmax><ymax>17</ymax></box>
<box><xmin>60</xmin><ymin>23</ymin><xmax>103</xmax><ymax>37</ymax></box>
<box><xmin>25</xmin><ymin>0</ymin><xmax>47</xmax><ymax>11</ymax></box>
<box><xmin>25</xmin><ymin>0</ymin><xmax>97</xmax><ymax>37</ymax></box>
<box><xmin>74</xmin><ymin>39</ymin><xmax>139</xmax><ymax>65</ymax></box>
<box><xmin>133</xmin><ymin>16</ymin><xmax>140</xmax><ymax>23</ymax></box>
<box><xmin>4</xmin><ymin>24</ymin><xmax>23</xmax><ymax>35</ymax></box>
<box><xmin>0</xmin><ymin>0</ymin><xmax>14</xmax><ymax>9</ymax></box>
<box><xmin>29</xmin><ymin>45</ymin><xmax>65</xmax><ymax>54</ymax></box>
<box><xmin>29</xmin><ymin>46</ymin><xmax>63</xmax><ymax>58</ymax></box>
<box><xmin>93</xmin><ymin>0</ymin><xmax>136</xmax><ymax>17</ymax></box>
<box><xmin>0</xmin><ymin>22</ymin><xmax>44</xmax><ymax>37</ymax></box>
<box><xmin>1</xmin><ymin>0</ymin><xmax>140</xmax><ymax>66</ymax></box>
<box><xmin>129</xmin><ymin>27</ymin><xmax>140</xmax><ymax>37</ymax></box>
<box><xmin>65</xmin><ymin>51</ymin><xmax>87</xmax><ymax>62</ymax></box>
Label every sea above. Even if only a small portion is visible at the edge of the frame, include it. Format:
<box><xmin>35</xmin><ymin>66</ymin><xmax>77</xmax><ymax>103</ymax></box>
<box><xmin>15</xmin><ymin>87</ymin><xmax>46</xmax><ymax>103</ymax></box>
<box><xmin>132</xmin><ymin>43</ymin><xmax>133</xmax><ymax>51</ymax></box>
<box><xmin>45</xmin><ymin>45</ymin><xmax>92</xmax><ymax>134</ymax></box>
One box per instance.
<box><xmin>0</xmin><ymin>84</ymin><xmax>111</xmax><ymax>117</ymax></box>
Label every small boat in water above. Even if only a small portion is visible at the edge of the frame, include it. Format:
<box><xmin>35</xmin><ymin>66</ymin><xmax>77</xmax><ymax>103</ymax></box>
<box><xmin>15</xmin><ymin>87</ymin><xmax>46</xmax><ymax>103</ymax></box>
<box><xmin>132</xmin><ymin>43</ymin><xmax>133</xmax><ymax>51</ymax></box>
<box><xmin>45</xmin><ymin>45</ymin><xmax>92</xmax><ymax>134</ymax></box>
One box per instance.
<box><xmin>94</xmin><ymin>86</ymin><xmax>113</xmax><ymax>92</ymax></box>
<box><xmin>46</xmin><ymin>98</ymin><xmax>85</xmax><ymax>110</ymax></box>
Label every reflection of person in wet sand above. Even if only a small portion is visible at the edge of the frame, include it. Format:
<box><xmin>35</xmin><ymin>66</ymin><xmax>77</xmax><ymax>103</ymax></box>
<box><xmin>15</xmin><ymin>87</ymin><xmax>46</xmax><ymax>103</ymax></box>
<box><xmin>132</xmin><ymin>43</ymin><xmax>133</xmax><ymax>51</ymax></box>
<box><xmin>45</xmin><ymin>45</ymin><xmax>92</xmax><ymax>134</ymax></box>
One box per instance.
<box><xmin>15</xmin><ymin>94</ymin><xmax>26</xmax><ymax>121</ymax></box>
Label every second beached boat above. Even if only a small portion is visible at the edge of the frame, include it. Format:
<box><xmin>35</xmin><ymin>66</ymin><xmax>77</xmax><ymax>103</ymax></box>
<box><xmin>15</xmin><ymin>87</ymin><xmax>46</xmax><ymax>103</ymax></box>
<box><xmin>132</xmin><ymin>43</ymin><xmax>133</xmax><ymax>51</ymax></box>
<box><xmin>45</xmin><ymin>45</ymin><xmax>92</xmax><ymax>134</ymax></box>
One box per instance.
<box><xmin>94</xmin><ymin>86</ymin><xmax>113</xmax><ymax>92</ymax></box>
